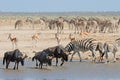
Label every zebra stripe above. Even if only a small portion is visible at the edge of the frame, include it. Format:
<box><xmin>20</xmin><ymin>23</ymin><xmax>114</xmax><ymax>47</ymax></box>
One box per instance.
<box><xmin>65</xmin><ymin>38</ymin><xmax>98</xmax><ymax>62</ymax></box>
<box><xmin>102</xmin><ymin>42</ymin><xmax>117</xmax><ymax>63</ymax></box>
<box><xmin>115</xmin><ymin>38</ymin><xmax>120</xmax><ymax>46</ymax></box>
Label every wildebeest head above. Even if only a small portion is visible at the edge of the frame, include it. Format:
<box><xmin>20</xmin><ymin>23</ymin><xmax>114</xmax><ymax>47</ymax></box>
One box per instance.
<box><xmin>61</xmin><ymin>50</ymin><xmax>68</xmax><ymax>61</ymax></box>
<box><xmin>20</xmin><ymin>54</ymin><xmax>28</xmax><ymax>66</ymax></box>
<box><xmin>44</xmin><ymin>52</ymin><xmax>53</xmax><ymax>66</ymax></box>
<box><xmin>55</xmin><ymin>46</ymin><xmax>68</xmax><ymax>61</ymax></box>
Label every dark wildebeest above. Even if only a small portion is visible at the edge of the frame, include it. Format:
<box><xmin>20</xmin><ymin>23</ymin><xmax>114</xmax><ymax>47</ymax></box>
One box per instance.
<box><xmin>32</xmin><ymin>49</ymin><xmax>54</xmax><ymax>69</ymax></box>
<box><xmin>32</xmin><ymin>45</ymin><xmax>68</xmax><ymax>68</ymax></box>
<box><xmin>51</xmin><ymin>45</ymin><xmax>68</xmax><ymax>66</ymax></box>
<box><xmin>3</xmin><ymin>49</ymin><xmax>28</xmax><ymax>70</ymax></box>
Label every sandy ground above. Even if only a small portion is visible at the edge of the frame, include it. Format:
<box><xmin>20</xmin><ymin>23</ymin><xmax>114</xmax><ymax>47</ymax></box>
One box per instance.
<box><xmin>0</xmin><ymin>25</ymin><xmax>119</xmax><ymax>60</ymax></box>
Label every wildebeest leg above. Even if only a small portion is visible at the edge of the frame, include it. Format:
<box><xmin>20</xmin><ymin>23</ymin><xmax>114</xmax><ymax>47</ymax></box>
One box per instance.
<box><xmin>6</xmin><ymin>60</ymin><xmax>10</xmax><ymax>69</ymax></box>
<box><xmin>16</xmin><ymin>62</ymin><xmax>19</xmax><ymax>70</ymax></box>
<box><xmin>36</xmin><ymin>59</ymin><xmax>38</xmax><ymax>66</ymax></box>
<box><xmin>60</xmin><ymin>58</ymin><xmax>64</xmax><ymax>66</ymax></box>
<box><xmin>39</xmin><ymin>62</ymin><xmax>43</xmax><ymax>69</ymax></box>
<box><xmin>13</xmin><ymin>62</ymin><xmax>17</xmax><ymax>70</ymax></box>
<box><xmin>77</xmin><ymin>51</ymin><xmax>82</xmax><ymax>62</ymax></box>
<box><xmin>56</xmin><ymin>58</ymin><xmax>58</xmax><ymax>66</ymax></box>
<box><xmin>70</xmin><ymin>52</ymin><xmax>76</xmax><ymax>62</ymax></box>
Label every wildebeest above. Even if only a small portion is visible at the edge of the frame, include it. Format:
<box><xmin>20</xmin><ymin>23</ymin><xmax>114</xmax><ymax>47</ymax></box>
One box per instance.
<box><xmin>32</xmin><ymin>45</ymin><xmax>68</xmax><ymax>68</ymax></box>
<box><xmin>32</xmin><ymin>49</ymin><xmax>54</xmax><ymax>69</ymax></box>
<box><xmin>50</xmin><ymin>45</ymin><xmax>68</xmax><ymax>66</ymax></box>
<box><xmin>3</xmin><ymin>49</ymin><xmax>28</xmax><ymax>70</ymax></box>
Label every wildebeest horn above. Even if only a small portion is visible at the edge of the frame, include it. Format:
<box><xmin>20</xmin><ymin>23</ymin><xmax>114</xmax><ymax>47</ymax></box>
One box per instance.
<box><xmin>47</xmin><ymin>56</ymin><xmax>53</xmax><ymax>59</ymax></box>
<box><xmin>32</xmin><ymin>51</ymin><xmax>37</xmax><ymax>53</ymax></box>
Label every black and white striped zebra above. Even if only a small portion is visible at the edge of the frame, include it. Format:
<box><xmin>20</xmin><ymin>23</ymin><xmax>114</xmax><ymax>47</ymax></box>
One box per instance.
<box><xmin>65</xmin><ymin>38</ymin><xmax>102</xmax><ymax>62</ymax></box>
<box><xmin>95</xmin><ymin>38</ymin><xmax>120</xmax><ymax>63</ymax></box>
<box><xmin>115</xmin><ymin>38</ymin><xmax>120</xmax><ymax>46</ymax></box>
<box><xmin>100</xmin><ymin>41</ymin><xmax>118</xmax><ymax>63</ymax></box>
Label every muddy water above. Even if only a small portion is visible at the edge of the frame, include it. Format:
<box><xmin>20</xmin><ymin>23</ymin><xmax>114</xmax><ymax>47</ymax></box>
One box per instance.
<box><xmin>0</xmin><ymin>60</ymin><xmax>120</xmax><ymax>80</ymax></box>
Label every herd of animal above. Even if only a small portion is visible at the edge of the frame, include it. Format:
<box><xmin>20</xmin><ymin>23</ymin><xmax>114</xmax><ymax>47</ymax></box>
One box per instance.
<box><xmin>14</xmin><ymin>16</ymin><xmax>120</xmax><ymax>34</ymax></box>
<box><xmin>2</xmin><ymin>37</ymin><xmax>120</xmax><ymax>70</ymax></box>
<box><xmin>1</xmin><ymin>16</ymin><xmax>120</xmax><ymax>70</ymax></box>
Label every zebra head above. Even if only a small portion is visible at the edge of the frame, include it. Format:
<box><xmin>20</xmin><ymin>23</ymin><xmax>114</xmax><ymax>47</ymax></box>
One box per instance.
<box><xmin>64</xmin><ymin>42</ymin><xmax>75</xmax><ymax>55</ymax></box>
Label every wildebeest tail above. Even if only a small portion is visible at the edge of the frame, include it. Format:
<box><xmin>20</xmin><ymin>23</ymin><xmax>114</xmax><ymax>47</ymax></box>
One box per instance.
<box><xmin>3</xmin><ymin>57</ymin><xmax>6</xmax><ymax>65</ymax></box>
<box><xmin>32</xmin><ymin>56</ymin><xmax>35</xmax><ymax>61</ymax></box>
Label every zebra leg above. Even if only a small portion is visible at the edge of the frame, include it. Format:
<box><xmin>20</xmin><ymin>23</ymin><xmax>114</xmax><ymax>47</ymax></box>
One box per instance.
<box><xmin>70</xmin><ymin>52</ymin><xmax>76</xmax><ymax>62</ymax></box>
<box><xmin>56</xmin><ymin>58</ymin><xmax>58</xmax><ymax>66</ymax></box>
<box><xmin>77</xmin><ymin>52</ymin><xmax>82</xmax><ymax>62</ymax></box>
<box><xmin>113</xmin><ymin>52</ymin><xmax>116</xmax><ymax>62</ymax></box>
<box><xmin>91</xmin><ymin>50</ymin><xmax>96</xmax><ymax>63</ymax></box>
<box><xmin>105</xmin><ymin>52</ymin><xmax>109</xmax><ymax>63</ymax></box>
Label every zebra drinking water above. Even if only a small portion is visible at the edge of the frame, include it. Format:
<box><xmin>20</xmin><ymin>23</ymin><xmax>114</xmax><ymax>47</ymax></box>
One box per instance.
<box><xmin>65</xmin><ymin>38</ymin><xmax>104</xmax><ymax>62</ymax></box>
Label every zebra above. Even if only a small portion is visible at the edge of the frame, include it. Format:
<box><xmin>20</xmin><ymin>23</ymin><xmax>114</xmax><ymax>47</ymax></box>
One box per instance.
<box><xmin>15</xmin><ymin>20</ymin><xmax>23</xmax><ymax>29</ymax></box>
<box><xmin>115</xmin><ymin>38</ymin><xmax>120</xmax><ymax>46</ymax></box>
<box><xmin>101</xmin><ymin>38</ymin><xmax>120</xmax><ymax>63</ymax></box>
<box><xmin>100</xmin><ymin>41</ymin><xmax>118</xmax><ymax>63</ymax></box>
<box><xmin>64</xmin><ymin>38</ymin><xmax>103</xmax><ymax>62</ymax></box>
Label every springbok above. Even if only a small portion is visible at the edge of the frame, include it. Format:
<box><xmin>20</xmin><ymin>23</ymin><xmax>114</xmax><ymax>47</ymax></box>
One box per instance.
<box><xmin>69</xmin><ymin>33</ymin><xmax>75</xmax><ymax>42</ymax></box>
<box><xmin>55</xmin><ymin>33</ymin><xmax>61</xmax><ymax>45</ymax></box>
<box><xmin>32</xmin><ymin>33</ymin><xmax>40</xmax><ymax>47</ymax></box>
<box><xmin>8</xmin><ymin>34</ymin><xmax>17</xmax><ymax>49</ymax></box>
